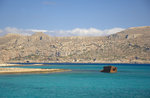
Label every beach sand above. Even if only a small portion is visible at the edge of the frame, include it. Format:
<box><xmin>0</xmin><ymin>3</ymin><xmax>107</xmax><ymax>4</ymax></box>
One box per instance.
<box><xmin>0</xmin><ymin>64</ymin><xmax>44</xmax><ymax>66</ymax></box>
<box><xmin>0</xmin><ymin>67</ymin><xmax>71</xmax><ymax>74</ymax></box>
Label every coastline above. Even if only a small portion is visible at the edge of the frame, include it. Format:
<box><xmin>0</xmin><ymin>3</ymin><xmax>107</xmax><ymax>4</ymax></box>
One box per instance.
<box><xmin>0</xmin><ymin>68</ymin><xmax>71</xmax><ymax>74</ymax></box>
<box><xmin>6</xmin><ymin>61</ymin><xmax>150</xmax><ymax>65</ymax></box>
<box><xmin>4</xmin><ymin>59</ymin><xmax>150</xmax><ymax>64</ymax></box>
<box><xmin>1</xmin><ymin>61</ymin><xmax>150</xmax><ymax>68</ymax></box>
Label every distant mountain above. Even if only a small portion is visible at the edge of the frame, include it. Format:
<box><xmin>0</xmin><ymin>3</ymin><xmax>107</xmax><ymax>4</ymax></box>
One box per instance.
<box><xmin>0</xmin><ymin>26</ymin><xmax>150</xmax><ymax>63</ymax></box>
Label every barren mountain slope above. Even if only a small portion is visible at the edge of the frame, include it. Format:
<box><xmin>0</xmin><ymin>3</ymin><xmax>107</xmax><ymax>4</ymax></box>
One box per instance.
<box><xmin>0</xmin><ymin>26</ymin><xmax>150</xmax><ymax>63</ymax></box>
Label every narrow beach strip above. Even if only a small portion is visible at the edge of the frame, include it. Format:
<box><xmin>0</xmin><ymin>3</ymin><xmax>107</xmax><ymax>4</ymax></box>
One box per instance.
<box><xmin>0</xmin><ymin>64</ymin><xmax>44</xmax><ymax>66</ymax></box>
<box><xmin>0</xmin><ymin>68</ymin><xmax>71</xmax><ymax>74</ymax></box>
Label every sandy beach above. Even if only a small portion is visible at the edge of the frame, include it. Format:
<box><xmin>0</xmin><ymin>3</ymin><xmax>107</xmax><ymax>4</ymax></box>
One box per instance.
<box><xmin>0</xmin><ymin>64</ymin><xmax>21</xmax><ymax>66</ymax></box>
<box><xmin>0</xmin><ymin>67</ymin><xmax>71</xmax><ymax>74</ymax></box>
<box><xmin>0</xmin><ymin>64</ymin><xmax>44</xmax><ymax>67</ymax></box>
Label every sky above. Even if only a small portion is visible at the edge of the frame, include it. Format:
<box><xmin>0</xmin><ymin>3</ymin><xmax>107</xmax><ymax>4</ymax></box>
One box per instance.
<box><xmin>0</xmin><ymin>0</ymin><xmax>150</xmax><ymax>36</ymax></box>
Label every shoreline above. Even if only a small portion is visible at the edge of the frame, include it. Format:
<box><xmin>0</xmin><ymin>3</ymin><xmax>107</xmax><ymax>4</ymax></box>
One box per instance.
<box><xmin>0</xmin><ymin>68</ymin><xmax>71</xmax><ymax>74</ymax></box>
<box><xmin>6</xmin><ymin>62</ymin><xmax>150</xmax><ymax>64</ymax></box>
<box><xmin>4</xmin><ymin>59</ymin><xmax>150</xmax><ymax>64</ymax></box>
<box><xmin>0</xmin><ymin>62</ymin><xmax>150</xmax><ymax>67</ymax></box>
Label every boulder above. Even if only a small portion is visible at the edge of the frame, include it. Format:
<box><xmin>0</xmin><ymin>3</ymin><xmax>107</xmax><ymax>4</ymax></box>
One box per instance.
<box><xmin>100</xmin><ymin>66</ymin><xmax>117</xmax><ymax>73</ymax></box>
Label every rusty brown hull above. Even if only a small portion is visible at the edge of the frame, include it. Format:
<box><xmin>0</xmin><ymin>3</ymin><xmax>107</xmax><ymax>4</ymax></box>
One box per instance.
<box><xmin>100</xmin><ymin>66</ymin><xmax>117</xmax><ymax>73</ymax></box>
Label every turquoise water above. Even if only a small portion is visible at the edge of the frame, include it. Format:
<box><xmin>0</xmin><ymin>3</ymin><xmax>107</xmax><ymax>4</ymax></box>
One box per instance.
<box><xmin>0</xmin><ymin>63</ymin><xmax>150</xmax><ymax>98</ymax></box>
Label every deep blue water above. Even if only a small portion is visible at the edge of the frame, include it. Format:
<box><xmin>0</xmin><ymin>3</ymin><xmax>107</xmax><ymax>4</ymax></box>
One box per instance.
<box><xmin>0</xmin><ymin>63</ymin><xmax>150</xmax><ymax>98</ymax></box>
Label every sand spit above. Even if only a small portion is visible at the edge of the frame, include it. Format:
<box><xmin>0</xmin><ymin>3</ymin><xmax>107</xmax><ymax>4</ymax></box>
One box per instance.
<box><xmin>0</xmin><ymin>64</ymin><xmax>23</xmax><ymax>66</ymax></box>
<box><xmin>0</xmin><ymin>64</ymin><xmax>44</xmax><ymax>66</ymax></box>
<box><xmin>0</xmin><ymin>68</ymin><xmax>71</xmax><ymax>74</ymax></box>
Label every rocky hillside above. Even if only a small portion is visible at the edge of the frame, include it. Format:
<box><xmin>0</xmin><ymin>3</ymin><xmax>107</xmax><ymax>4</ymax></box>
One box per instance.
<box><xmin>0</xmin><ymin>26</ymin><xmax>150</xmax><ymax>63</ymax></box>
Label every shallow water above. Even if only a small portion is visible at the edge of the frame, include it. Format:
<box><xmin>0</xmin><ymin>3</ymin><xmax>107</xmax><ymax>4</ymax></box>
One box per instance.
<box><xmin>0</xmin><ymin>63</ymin><xmax>150</xmax><ymax>98</ymax></box>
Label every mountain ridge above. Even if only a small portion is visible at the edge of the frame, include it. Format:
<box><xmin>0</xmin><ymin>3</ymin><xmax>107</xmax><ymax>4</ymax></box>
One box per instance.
<box><xmin>0</xmin><ymin>26</ymin><xmax>150</xmax><ymax>63</ymax></box>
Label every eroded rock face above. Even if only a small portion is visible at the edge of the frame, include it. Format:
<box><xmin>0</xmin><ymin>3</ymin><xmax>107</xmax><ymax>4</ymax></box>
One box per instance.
<box><xmin>100</xmin><ymin>66</ymin><xmax>117</xmax><ymax>73</ymax></box>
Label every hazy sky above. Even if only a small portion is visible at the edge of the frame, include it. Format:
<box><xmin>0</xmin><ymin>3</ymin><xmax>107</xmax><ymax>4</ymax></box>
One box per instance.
<box><xmin>0</xmin><ymin>0</ymin><xmax>150</xmax><ymax>36</ymax></box>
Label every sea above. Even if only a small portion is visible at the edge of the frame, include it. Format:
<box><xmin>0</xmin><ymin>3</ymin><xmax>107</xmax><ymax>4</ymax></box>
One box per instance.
<box><xmin>0</xmin><ymin>63</ymin><xmax>150</xmax><ymax>98</ymax></box>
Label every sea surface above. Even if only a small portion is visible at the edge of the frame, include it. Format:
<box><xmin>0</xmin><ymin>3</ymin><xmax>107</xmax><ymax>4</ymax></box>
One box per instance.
<box><xmin>0</xmin><ymin>63</ymin><xmax>150</xmax><ymax>98</ymax></box>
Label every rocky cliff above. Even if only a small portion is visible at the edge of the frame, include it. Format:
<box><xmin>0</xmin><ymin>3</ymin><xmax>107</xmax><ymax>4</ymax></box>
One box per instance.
<box><xmin>0</xmin><ymin>26</ymin><xmax>150</xmax><ymax>63</ymax></box>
